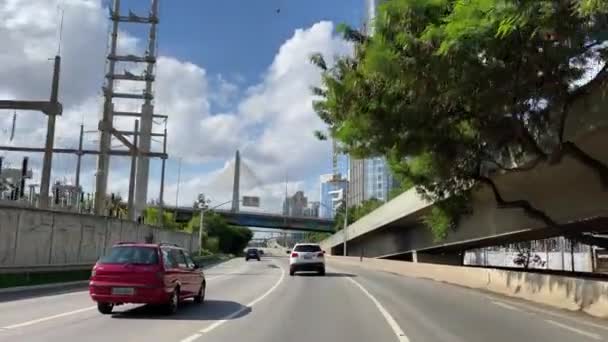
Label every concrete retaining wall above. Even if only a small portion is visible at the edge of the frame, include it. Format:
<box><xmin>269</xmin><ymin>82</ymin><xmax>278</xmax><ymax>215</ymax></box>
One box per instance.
<box><xmin>0</xmin><ymin>206</ymin><xmax>199</xmax><ymax>267</ymax></box>
<box><xmin>328</xmin><ymin>256</ymin><xmax>608</xmax><ymax>319</ymax></box>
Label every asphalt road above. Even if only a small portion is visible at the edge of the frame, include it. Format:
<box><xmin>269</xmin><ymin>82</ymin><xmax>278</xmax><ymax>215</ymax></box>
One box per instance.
<box><xmin>0</xmin><ymin>256</ymin><xmax>607</xmax><ymax>342</ymax></box>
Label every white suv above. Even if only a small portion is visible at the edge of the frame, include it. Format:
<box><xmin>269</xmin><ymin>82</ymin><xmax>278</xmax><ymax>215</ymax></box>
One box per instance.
<box><xmin>289</xmin><ymin>243</ymin><xmax>325</xmax><ymax>276</ymax></box>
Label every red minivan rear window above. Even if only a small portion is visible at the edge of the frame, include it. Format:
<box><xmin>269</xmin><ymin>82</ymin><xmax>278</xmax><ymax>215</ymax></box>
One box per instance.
<box><xmin>99</xmin><ymin>246</ymin><xmax>159</xmax><ymax>265</ymax></box>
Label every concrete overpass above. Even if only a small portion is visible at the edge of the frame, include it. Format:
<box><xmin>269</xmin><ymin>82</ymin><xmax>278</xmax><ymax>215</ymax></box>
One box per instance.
<box><xmin>169</xmin><ymin>206</ymin><xmax>335</xmax><ymax>232</ymax></box>
<box><xmin>322</xmin><ymin>84</ymin><xmax>608</xmax><ymax>264</ymax></box>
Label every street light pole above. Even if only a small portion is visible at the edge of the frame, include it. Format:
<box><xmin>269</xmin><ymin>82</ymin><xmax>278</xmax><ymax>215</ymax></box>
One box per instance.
<box><xmin>199</xmin><ymin>207</ymin><xmax>205</xmax><ymax>255</ymax></box>
<box><xmin>343</xmin><ymin>180</ymin><xmax>349</xmax><ymax>256</ymax></box>
<box><xmin>197</xmin><ymin>197</ymin><xmax>239</xmax><ymax>255</ymax></box>
<box><xmin>197</xmin><ymin>193</ymin><xmax>210</xmax><ymax>256</ymax></box>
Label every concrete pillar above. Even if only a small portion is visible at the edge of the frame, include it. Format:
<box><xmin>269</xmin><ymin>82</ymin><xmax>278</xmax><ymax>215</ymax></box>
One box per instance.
<box><xmin>231</xmin><ymin>150</ymin><xmax>240</xmax><ymax>212</ymax></box>
<box><xmin>412</xmin><ymin>250</ymin><xmax>418</xmax><ymax>263</ymax></box>
<box><xmin>135</xmin><ymin>104</ymin><xmax>153</xmax><ymax>218</ymax></box>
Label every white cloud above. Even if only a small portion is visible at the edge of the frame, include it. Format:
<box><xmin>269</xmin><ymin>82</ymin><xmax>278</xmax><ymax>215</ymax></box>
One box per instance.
<box><xmin>0</xmin><ymin>0</ymin><xmax>350</xmax><ymax>212</ymax></box>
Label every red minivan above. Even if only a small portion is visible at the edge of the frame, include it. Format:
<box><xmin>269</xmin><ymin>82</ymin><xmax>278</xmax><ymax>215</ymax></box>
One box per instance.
<box><xmin>89</xmin><ymin>242</ymin><xmax>206</xmax><ymax>315</ymax></box>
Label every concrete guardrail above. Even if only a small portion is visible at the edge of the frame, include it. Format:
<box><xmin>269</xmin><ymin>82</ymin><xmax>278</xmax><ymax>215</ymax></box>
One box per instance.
<box><xmin>0</xmin><ymin>264</ymin><xmax>93</xmax><ymax>274</ymax></box>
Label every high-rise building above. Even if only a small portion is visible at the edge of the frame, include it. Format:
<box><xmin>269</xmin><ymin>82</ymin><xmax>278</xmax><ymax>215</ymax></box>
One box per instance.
<box><xmin>320</xmin><ymin>174</ymin><xmax>347</xmax><ymax>219</ymax></box>
<box><xmin>282</xmin><ymin>191</ymin><xmax>308</xmax><ymax>217</ymax></box>
<box><xmin>365</xmin><ymin>0</ymin><xmax>380</xmax><ymax>35</ymax></box>
<box><xmin>345</xmin><ymin>0</ymin><xmax>399</xmax><ymax>207</ymax></box>
<box><xmin>303</xmin><ymin>201</ymin><xmax>320</xmax><ymax>218</ymax></box>
<box><xmin>348</xmin><ymin>157</ymin><xmax>398</xmax><ymax>206</ymax></box>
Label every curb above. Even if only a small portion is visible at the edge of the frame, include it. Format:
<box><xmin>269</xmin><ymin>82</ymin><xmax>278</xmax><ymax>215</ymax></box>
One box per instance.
<box><xmin>0</xmin><ymin>280</ymin><xmax>89</xmax><ymax>295</ymax></box>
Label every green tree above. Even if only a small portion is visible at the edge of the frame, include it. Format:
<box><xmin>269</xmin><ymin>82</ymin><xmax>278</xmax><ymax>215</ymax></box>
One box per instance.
<box><xmin>188</xmin><ymin>211</ymin><xmax>253</xmax><ymax>255</ymax></box>
<box><xmin>312</xmin><ymin>0</ymin><xmax>608</xmax><ymax>240</ymax></box>
<box><xmin>333</xmin><ymin>198</ymin><xmax>384</xmax><ymax>231</ymax></box>
<box><xmin>142</xmin><ymin>208</ymin><xmax>185</xmax><ymax>230</ymax></box>
<box><xmin>304</xmin><ymin>232</ymin><xmax>332</xmax><ymax>243</ymax></box>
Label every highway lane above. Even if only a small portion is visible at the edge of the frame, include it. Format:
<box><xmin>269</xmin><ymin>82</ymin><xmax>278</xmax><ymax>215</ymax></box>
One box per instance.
<box><xmin>0</xmin><ymin>258</ymin><xmax>280</xmax><ymax>342</ymax></box>
<box><xmin>327</xmin><ymin>260</ymin><xmax>608</xmax><ymax>342</ymax></box>
<box><xmin>0</xmin><ymin>256</ymin><xmax>606</xmax><ymax>341</ymax></box>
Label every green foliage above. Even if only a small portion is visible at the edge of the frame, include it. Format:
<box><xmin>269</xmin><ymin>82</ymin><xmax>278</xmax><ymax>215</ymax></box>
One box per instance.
<box><xmin>204</xmin><ymin>237</ymin><xmax>220</xmax><ymax>254</ymax></box>
<box><xmin>192</xmin><ymin>211</ymin><xmax>253</xmax><ymax>256</ymax></box>
<box><xmin>423</xmin><ymin>207</ymin><xmax>451</xmax><ymax>242</ymax></box>
<box><xmin>313</xmin><ymin>0</ymin><xmax>608</xmax><ymax>240</ymax></box>
<box><xmin>304</xmin><ymin>232</ymin><xmax>331</xmax><ymax>243</ymax></box>
<box><xmin>423</xmin><ymin>194</ymin><xmax>471</xmax><ymax>241</ymax></box>
<box><xmin>143</xmin><ymin>208</ymin><xmax>186</xmax><ymax>230</ymax></box>
<box><xmin>577</xmin><ymin>0</ymin><xmax>608</xmax><ymax>16</ymax></box>
<box><xmin>334</xmin><ymin>198</ymin><xmax>384</xmax><ymax>230</ymax></box>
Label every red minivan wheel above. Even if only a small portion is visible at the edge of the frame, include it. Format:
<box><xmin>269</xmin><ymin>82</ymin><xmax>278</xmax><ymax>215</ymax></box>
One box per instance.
<box><xmin>194</xmin><ymin>283</ymin><xmax>205</xmax><ymax>304</ymax></box>
<box><xmin>97</xmin><ymin>302</ymin><xmax>114</xmax><ymax>315</ymax></box>
<box><xmin>164</xmin><ymin>289</ymin><xmax>179</xmax><ymax>315</ymax></box>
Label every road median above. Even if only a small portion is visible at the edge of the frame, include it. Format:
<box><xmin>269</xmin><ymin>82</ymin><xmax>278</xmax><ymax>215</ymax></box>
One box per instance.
<box><xmin>328</xmin><ymin>256</ymin><xmax>608</xmax><ymax>319</ymax></box>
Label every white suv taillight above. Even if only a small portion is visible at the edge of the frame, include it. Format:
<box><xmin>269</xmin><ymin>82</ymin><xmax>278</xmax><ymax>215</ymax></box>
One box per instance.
<box><xmin>317</xmin><ymin>252</ymin><xmax>324</xmax><ymax>258</ymax></box>
<box><xmin>291</xmin><ymin>252</ymin><xmax>299</xmax><ymax>258</ymax></box>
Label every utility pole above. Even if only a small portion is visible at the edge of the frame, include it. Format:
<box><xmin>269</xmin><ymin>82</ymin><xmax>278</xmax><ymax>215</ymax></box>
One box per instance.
<box><xmin>19</xmin><ymin>157</ymin><xmax>28</xmax><ymax>199</ymax></box>
<box><xmin>39</xmin><ymin>55</ymin><xmax>61</xmax><ymax>209</ymax></box>
<box><xmin>96</xmin><ymin>0</ymin><xmax>163</xmax><ymax>216</ymax></box>
<box><xmin>158</xmin><ymin>128</ymin><xmax>167</xmax><ymax>225</ymax></box>
<box><xmin>127</xmin><ymin>120</ymin><xmax>139</xmax><ymax>221</ymax></box>
<box><xmin>95</xmin><ymin>0</ymin><xmax>120</xmax><ymax>215</ymax></box>
<box><xmin>135</xmin><ymin>0</ymin><xmax>161</xmax><ymax>218</ymax></box>
<box><xmin>175</xmin><ymin>158</ymin><xmax>182</xmax><ymax>208</ymax></box>
<box><xmin>75</xmin><ymin>124</ymin><xmax>84</xmax><ymax>194</ymax></box>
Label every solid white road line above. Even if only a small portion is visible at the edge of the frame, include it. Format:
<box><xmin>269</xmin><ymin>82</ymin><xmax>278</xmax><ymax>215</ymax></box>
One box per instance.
<box><xmin>0</xmin><ymin>306</ymin><xmax>96</xmax><ymax>330</ymax></box>
<box><xmin>544</xmin><ymin>319</ymin><xmax>602</xmax><ymax>340</ymax></box>
<box><xmin>179</xmin><ymin>333</ymin><xmax>203</xmax><ymax>342</ymax></box>
<box><xmin>178</xmin><ymin>262</ymin><xmax>286</xmax><ymax>342</ymax></box>
<box><xmin>346</xmin><ymin>277</ymin><xmax>410</xmax><ymax>342</ymax></box>
<box><xmin>491</xmin><ymin>301</ymin><xmax>522</xmax><ymax>312</ymax></box>
<box><xmin>0</xmin><ymin>259</ymin><xmax>252</xmax><ymax>332</ymax></box>
<box><xmin>199</xmin><ymin>264</ymin><xmax>285</xmax><ymax>333</ymax></box>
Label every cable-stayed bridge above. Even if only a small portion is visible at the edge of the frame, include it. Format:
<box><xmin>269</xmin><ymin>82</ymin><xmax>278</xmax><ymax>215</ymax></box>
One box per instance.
<box><xmin>164</xmin><ymin>151</ymin><xmax>335</xmax><ymax>233</ymax></box>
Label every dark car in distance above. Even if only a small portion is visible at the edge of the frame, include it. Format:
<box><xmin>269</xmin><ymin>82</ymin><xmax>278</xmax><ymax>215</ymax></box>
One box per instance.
<box><xmin>245</xmin><ymin>248</ymin><xmax>261</xmax><ymax>261</ymax></box>
<box><xmin>89</xmin><ymin>242</ymin><xmax>206</xmax><ymax>315</ymax></box>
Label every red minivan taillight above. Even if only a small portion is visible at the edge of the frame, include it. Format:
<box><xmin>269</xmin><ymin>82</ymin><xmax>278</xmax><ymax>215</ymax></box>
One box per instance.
<box><xmin>291</xmin><ymin>253</ymin><xmax>299</xmax><ymax>257</ymax></box>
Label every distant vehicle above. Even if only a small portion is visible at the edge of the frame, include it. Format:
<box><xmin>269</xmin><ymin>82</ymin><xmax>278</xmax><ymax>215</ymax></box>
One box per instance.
<box><xmin>246</xmin><ymin>248</ymin><xmax>261</xmax><ymax>261</ymax></box>
<box><xmin>89</xmin><ymin>242</ymin><xmax>206</xmax><ymax>315</ymax></box>
<box><xmin>289</xmin><ymin>243</ymin><xmax>325</xmax><ymax>276</ymax></box>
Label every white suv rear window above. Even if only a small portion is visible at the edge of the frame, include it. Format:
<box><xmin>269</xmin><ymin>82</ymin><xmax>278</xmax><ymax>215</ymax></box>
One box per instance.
<box><xmin>293</xmin><ymin>245</ymin><xmax>322</xmax><ymax>252</ymax></box>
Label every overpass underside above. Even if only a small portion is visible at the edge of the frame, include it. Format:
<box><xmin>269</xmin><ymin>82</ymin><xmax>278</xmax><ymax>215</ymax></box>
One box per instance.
<box><xmin>170</xmin><ymin>207</ymin><xmax>335</xmax><ymax>233</ymax></box>
<box><xmin>333</xmin><ymin>216</ymin><xmax>608</xmax><ymax>265</ymax></box>
<box><xmin>329</xmin><ymin>124</ymin><xmax>608</xmax><ymax>264</ymax></box>
<box><xmin>220</xmin><ymin>210</ymin><xmax>335</xmax><ymax>232</ymax></box>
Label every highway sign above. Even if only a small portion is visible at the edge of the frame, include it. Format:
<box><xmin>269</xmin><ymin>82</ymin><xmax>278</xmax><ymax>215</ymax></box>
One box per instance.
<box><xmin>242</xmin><ymin>196</ymin><xmax>260</xmax><ymax>207</ymax></box>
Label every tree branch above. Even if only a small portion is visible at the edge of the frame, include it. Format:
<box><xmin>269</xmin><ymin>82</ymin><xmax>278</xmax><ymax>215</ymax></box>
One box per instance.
<box><xmin>561</xmin><ymin>141</ymin><xmax>608</xmax><ymax>188</ymax></box>
<box><xmin>558</xmin><ymin>63</ymin><xmax>608</xmax><ymax>143</ymax></box>
<box><xmin>484</xmin><ymin>154</ymin><xmax>545</xmax><ymax>173</ymax></box>
<box><xmin>476</xmin><ymin>175</ymin><xmax>558</xmax><ymax>227</ymax></box>
<box><xmin>513</xmin><ymin>118</ymin><xmax>549</xmax><ymax>158</ymax></box>
<box><xmin>583</xmin><ymin>40</ymin><xmax>604</xmax><ymax>50</ymax></box>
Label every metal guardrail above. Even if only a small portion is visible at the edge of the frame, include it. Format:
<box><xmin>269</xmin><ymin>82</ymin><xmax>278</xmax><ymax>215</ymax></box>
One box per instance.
<box><xmin>0</xmin><ymin>264</ymin><xmax>94</xmax><ymax>274</ymax></box>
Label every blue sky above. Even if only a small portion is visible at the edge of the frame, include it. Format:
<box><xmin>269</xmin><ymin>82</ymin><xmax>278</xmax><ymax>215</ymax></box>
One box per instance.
<box><xmin>0</xmin><ymin>0</ymin><xmax>364</xmax><ymax>211</ymax></box>
<box><xmin>139</xmin><ymin>0</ymin><xmax>364</xmax><ymax>205</ymax></box>
<box><xmin>157</xmin><ymin>0</ymin><xmax>364</xmax><ymax>93</ymax></box>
